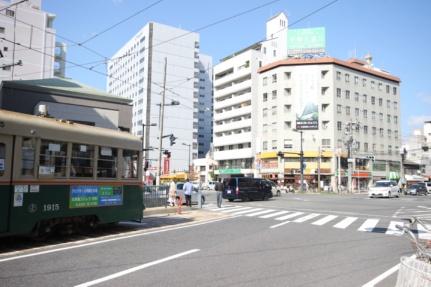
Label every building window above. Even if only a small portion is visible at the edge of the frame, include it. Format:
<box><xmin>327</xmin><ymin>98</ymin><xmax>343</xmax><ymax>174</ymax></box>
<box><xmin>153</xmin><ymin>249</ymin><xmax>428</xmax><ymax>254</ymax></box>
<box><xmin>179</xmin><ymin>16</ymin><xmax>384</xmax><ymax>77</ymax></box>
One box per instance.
<box><xmin>387</xmin><ymin>114</ymin><xmax>391</xmax><ymax>123</ymax></box>
<box><xmin>355</xmin><ymin>108</ymin><xmax>359</xmax><ymax>117</ymax></box>
<box><xmin>337</xmin><ymin>121</ymin><xmax>342</xmax><ymax>131</ymax></box>
<box><xmin>272</xmin><ymin>74</ymin><xmax>277</xmax><ymax>83</ymax></box>
<box><xmin>284</xmin><ymin>105</ymin><xmax>291</xmax><ymax>112</ymax></box>
<box><xmin>345</xmin><ymin>73</ymin><xmax>350</xmax><ymax>83</ymax></box>
<box><xmin>271</xmin><ymin>106</ymin><xmax>277</xmax><ymax>115</ymax></box>
<box><xmin>337</xmin><ymin>105</ymin><xmax>342</xmax><ymax>114</ymax></box>
<box><xmin>394</xmin><ymin>101</ymin><xmax>398</xmax><ymax>110</ymax></box>
<box><xmin>387</xmin><ymin>100</ymin><xmax>391</xmax><ymax>108</ymax></box>
<box><xmin>321</xmin><ymin>70</ymin><xmax>328</xmax><ymax>79</ymax></box>
<box><xmin>345</xmin><ymin>90</ymin><xmax>350</xmax><ymax>99</ymax></box>
<box><xmin>388</xmin><ymin>145</ymin><xmax>392</xmax><ymax>155</ymax></box>
<box><xmin>372</xmin><ymin>127</ymin><xmax>376</xmax><ymax>135</ymax></box>
<box><xmin>354</xmin><ymin>92</ymin><xmax>359</xmax><ymax>102</ymax></box>
<box><xmin>379</xmin><ymin>113</ymin><xmax>383</xmax><ymax>121</ymax></box>
<box><xmin>284</xmin><ymin>121</ymin><xmax>291</xmax><ymax>129</ymax></box>
<box><xmin>371</xmin><ymin>96</ymin><xmax>375</xmax><ymax>105</ymax></box>
<box><xmin>321</xmin><ymin>87</ymin><xmax>328</xmax><ymax>95</ymax></box>
<box><xmin>362</xmin><ymin>94</ymin><xmax>367</xmax><ymax>103</ymax></box>
<box><xmin>336</xmin><ymin>88</ymin><xmax>341</xmax><ymax>98</ymax></box>
<box><xmin>263</xmin><ymin>77</ymin><xmax>268</xmax><ymax>86</ymax></box>
<box><xmin>378</xmin><ymin>82</ymin><xmax>383</xmax><ymax>91</ymax></box>
<box><xmin>386</xmin><ymin>85</ymin><xmax>390</xmax><ymax>93</ymax></box>
<box><xmin>263</xmin><ymin>108</ymin><xmax>268</xmax><ymax>118</ymax></box>
<box><xmin>363</xmin><ymin>125</ymin><xmax>368</xmax><ymax>134</ymax></box>
<box><xmin>379</xmin><ymin>128</ymin><xmax>384</xmax><ymax>137</ymax></box>
<box><xmin>364</xmin><ymin>143</ymin><xmax>368</xmax><ymax>152</ymax></box>
<box><xmin>372</xmin><ymin>111</ymin><xmax>376</xmax><ymax>120</ymax></box>
<box><xmin>284</xmin><ymin>72</ymin><xmax>291</xmax><ymax>80</ymax></box>
<box><xmin>6</xmin><ymin>9</ymin><xmax>14</xmax><ymax>17</ymax></box>
<box><xmin>272</xmin><ymin>140</ymin><xmax>277</xmax><ymax>150</ymax></box>
<box><xmin>379</xmin><ymin>98</ymin><xmax>383</xmax><ymax>106</ymax></box>
<box><xmin>362</xmin><ymin>78</ymin><xmax>367</xmax><ymax>87</ymax></box>
<box><xmin>273</xmin><ymin>50</ymin><xmax>277</xmax><ymax>57</ymax></box>
<box><xmin>263</xmin><ymin>93</ymin><xmax>268</xmax><ymax>102</ymax></box>
<box><xmin>345</xmin><ymin>106</ymin><xmax>350</xmax><ymax>115</ymax></box>
<box><xmin>272</xmin><ymin>90</ymin><xmax>277</xmax><ymax>100</ymax></box>
<box><xmin>388</xmin><ymin>129</ymin><xmax>392</xmax><ymax>138</ymax></box>
<box><xmin>322</xmin><ymin>139</ymin><xmax>331</xmax><ymax>146</ymax></box>
<box><xmin>371</xmin><ymin>81</ymin><xmax>375</xmax><ymax>89</ymax></box>
<box><xmin>336</xmin><ymin>71</ymin><xmax>341</xmax><ymax>80</ymax></box>
<box><xmin>263</xmin><ymin>141</ymin><xmax>268</xmax><ymax>150</ymax></box>
<box><xmin>393</xmin><ymin>87</ymin><xmax>397</xmax><ymax>95</ymax></box>
<box><xmin>363</xmin><ymin>109</ymin><xmax>367</xmax><ymax>118</ymax></box>
<box><xmin>394</xmin><ymin>130</ymin><xmax>398</xmax><ymax>139</ymax></box>
<box><xmin>394</xmin><ymin>116</ymin><xmax>398</xmax><ymax>124</ymax></box>
<box><xmin>354</xmin><ymin>76</ymin><xmax>358</xmax><ymax>85</ymax></box>
<box><xmin>284</xmin><ymin>88</ymin><xmax>291</xmax><ymax>96</ymax></box>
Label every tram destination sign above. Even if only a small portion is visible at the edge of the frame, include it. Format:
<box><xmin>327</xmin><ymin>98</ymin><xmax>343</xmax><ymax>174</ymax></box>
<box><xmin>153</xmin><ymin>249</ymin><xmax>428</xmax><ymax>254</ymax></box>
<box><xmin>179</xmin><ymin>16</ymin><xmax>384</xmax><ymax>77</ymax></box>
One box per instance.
<box><xmin>70</xmin><ymin>185</ymin><xmax>123</xmax><ymax>208</ymax></box>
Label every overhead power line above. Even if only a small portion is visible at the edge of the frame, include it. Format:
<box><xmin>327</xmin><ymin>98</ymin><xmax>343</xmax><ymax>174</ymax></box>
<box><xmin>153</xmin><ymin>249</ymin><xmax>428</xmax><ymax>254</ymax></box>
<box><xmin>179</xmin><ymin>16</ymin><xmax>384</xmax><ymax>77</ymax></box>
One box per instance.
<box><xmin>77</xmin><ymin>0</ymin><xmax>164</xmax><ymax>46</ymax></box>
<box><xmin>0</xmin><ymin>0</ymin><xmax>28</xmax><ymax>13</ymax></box>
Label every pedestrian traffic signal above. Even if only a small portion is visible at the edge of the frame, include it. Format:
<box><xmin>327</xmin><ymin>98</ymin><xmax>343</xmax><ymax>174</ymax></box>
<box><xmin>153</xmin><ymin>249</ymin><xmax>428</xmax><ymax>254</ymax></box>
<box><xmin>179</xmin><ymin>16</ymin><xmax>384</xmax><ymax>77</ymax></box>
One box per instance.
<box><xmin>169</xmin><ymin>134</ymin><xmax>176</xmax><ymax>146</ymax></box>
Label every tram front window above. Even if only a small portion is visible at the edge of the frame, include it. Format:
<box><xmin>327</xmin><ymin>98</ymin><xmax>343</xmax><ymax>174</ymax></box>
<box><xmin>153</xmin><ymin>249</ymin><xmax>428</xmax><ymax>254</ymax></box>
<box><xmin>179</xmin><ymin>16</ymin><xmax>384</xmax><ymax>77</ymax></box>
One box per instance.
<box><xmin>71</xmin><ymin>144</ymin><xmax>94</xmax><ymax>177</ymax></box>
<box><xmin>122</xmin><ymin>150</ymin><xmax>138</xmax><ymax>179</ymax></box>
<box><xmin>98</xmin><ymin>147</ymin><xmax>117</xmax><ymax>178</ymax></box>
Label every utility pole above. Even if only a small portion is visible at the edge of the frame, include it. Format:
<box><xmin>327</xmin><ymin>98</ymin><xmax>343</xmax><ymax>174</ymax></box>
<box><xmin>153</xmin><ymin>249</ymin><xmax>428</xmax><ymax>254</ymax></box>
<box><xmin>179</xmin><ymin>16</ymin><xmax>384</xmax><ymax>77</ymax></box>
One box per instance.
<box><xmin>337</xmin><ymin>148</ymin><xmax>341</xmax><ymax>193</ymax></box>
<box><xmin>156</xmin><ymin>57</ymin><xmax>167</xmax><ymax>186</ymax></box>
<box><xmin>345</xmin><ymin>121</ymin><xmax>360</xmax><ymax>193</ymax></box>
<box><xmin>317</xmin><ymin>146</ymin><xmax>321</xmax><ymax>192</ymax></box>
<box><xmin>299</xmin><ymin>130</ymin><xmax>304</xmax><ymax>192</ymax></box>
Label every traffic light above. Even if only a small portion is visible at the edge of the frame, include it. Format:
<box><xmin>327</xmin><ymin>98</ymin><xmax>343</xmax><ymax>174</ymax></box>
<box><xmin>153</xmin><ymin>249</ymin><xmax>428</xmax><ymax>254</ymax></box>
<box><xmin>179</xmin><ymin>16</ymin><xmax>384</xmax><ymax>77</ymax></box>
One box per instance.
<box><xmin>277</xmin><ymin>151</ymin><xmax>284</xmax><ymax>158</ymax></box>
<box><xmin>169</xmin><ymin>134</ymin><xmax>176</xmax><ymax>146</ymax></box>
<box><xmin>163</xmin><ymin>150</ymin><xmax>171</xmax><ymax>158</ymax></box>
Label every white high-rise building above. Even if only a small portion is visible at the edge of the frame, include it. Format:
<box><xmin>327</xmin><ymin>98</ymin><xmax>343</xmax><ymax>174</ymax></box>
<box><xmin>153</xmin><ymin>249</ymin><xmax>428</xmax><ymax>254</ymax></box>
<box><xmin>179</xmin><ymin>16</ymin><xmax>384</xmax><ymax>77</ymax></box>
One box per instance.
<box><xmin>197</xmin><ymin>54</ymin><xmax>213</xmax><ymax>158</ymax></box>
<box><xmin>213</xmin><ymin>13</ymin><xmax>288</xmax><ymax>177</ymax></box>
<box><xmin>0</xmin><ymin>0</ymin><xmax>56</xmax><ymax>81</ymax></box>
<box><xmin>107</xmin><ymin>22</ymin><xmax>212</xmax><ymax>175</ymax></box>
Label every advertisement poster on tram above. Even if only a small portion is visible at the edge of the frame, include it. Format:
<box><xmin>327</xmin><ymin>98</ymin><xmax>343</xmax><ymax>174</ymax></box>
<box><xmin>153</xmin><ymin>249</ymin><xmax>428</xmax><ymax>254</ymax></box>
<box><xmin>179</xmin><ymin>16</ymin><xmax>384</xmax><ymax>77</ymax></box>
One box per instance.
<box><xmin>70</xmin><ymin>186</ymin><xmax>123</xmax><ymax>208</ymax></box>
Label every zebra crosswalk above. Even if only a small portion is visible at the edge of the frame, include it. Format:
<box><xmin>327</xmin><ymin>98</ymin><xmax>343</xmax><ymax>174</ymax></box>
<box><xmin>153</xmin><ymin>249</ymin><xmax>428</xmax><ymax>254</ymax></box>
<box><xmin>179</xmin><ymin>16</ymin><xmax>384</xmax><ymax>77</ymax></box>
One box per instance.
<box><xmin>205</xmin><ymin>204</ymin><xmax>431</xmax><ymax>238</ymax></box>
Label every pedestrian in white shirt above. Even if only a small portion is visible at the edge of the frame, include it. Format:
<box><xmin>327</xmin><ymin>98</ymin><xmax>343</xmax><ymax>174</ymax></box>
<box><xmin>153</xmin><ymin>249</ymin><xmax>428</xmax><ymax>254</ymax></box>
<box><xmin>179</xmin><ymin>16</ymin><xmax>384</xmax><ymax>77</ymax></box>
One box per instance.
<box><xmin>183</xmin><ymin>178</ymin><xmax>193</xmax><ymax>208</ymax></box>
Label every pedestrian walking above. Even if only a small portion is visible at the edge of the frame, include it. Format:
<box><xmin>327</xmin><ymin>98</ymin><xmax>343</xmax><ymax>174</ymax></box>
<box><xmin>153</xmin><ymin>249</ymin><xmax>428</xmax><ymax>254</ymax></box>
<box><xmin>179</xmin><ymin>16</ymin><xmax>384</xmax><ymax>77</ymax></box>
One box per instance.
<box><xmin>215</xmin><ymin>178</ymin><xmax>224</xmax><ymax>208</ymax></box>
<box><xmin>183</xmin><ymin>178</ymin><xmax>193</xmax><ymax>208</ymax></box>
<box><xmin>168</xmin><ymin>179</ymin><xmax>176</xmax><ymax>207</ymax></box>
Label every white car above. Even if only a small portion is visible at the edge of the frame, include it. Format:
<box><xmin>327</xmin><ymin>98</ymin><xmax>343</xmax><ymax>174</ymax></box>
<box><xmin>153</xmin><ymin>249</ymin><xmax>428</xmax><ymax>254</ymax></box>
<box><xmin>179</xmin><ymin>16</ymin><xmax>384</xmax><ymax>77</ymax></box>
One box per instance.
<box><xmin>426</xmin><ymin>182</ymin><xmax>431</xmax><ymax>194</ymax></box>
<box><xmin>368</xmin><ymin>180</ymin><xmax>400</xmax><ymax>198</ymax></box>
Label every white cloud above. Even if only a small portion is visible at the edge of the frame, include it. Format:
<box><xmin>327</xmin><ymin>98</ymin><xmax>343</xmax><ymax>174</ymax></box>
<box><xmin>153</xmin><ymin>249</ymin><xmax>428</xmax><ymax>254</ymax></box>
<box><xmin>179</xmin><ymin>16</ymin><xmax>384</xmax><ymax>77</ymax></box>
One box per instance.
<box><xmin>408</xmin><ymin>115</ymin><xmax>431</xmax><ymax>127</ymax></box>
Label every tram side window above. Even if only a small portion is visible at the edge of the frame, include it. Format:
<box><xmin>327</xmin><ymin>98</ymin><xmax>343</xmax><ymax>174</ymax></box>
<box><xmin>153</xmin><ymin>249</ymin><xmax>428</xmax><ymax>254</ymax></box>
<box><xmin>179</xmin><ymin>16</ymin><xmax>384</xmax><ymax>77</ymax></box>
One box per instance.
<box><xmin>122</xmin><ymin>150</ymin><xmax>138</xmax><ymax>179</ymax></box>
<box><xmin>98</xmin><ymin>147</ymin><xmax>117</xmax><ymax>178</ymax></box>
<box><xmin>71</xmin><ymin>144</ymin><xmax>94</xmax><ymax>177</ymax></box>
<box><xmin>0</xmin><ymin>143</ymin><xmax>5</xmax><ymax>176</ymax></box>
<box><xmin>39</xmin><ymin>140</ymin><xmax>67</xmax><ymax>177</ymax></box>
<box><xmin>21</xmin><ymin>137</ymin><xmax>35</xmax><ymax>176</ymax></box>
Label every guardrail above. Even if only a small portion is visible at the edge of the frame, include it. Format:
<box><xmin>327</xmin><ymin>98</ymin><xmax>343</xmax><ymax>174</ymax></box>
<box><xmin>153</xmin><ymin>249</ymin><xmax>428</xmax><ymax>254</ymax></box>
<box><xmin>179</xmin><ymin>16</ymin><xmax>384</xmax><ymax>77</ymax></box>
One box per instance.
<box><xmin>143</xmin><ymin>185</ymin><xmax>168</xmax><ymax>208</ymax></box>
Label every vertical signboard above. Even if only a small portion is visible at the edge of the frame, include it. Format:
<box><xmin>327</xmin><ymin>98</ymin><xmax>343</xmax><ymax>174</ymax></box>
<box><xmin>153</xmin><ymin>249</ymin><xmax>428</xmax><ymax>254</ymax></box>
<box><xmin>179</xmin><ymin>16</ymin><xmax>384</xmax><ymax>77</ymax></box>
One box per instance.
<box><xmin>295</xmin><ymin>69</ymin><xmax>319</xmax><ymax>130</ymax></box>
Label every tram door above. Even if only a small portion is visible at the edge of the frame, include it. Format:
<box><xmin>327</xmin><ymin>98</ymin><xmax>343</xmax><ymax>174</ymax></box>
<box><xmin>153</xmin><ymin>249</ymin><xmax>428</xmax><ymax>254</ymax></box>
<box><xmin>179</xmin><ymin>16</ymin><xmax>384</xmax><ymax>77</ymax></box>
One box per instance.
<box><xmin>0</xmin><ymin>135</ymin><xmax>13</xmax><ymax>233</ymax></box>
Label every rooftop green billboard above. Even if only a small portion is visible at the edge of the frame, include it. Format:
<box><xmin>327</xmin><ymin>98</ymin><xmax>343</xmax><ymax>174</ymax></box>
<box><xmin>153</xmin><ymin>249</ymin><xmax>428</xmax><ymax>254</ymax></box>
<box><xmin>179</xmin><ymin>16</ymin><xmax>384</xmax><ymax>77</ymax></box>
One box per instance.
<box><xmin>287</xmin><ymin>27</ymin><xmax>326</xmax><ymax>54</ymax></box>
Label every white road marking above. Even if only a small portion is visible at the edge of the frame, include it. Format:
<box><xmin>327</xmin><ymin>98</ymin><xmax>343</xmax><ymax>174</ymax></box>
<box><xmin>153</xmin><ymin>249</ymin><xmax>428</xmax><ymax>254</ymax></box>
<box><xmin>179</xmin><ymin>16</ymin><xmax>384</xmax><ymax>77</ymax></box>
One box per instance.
<box><xmin>220</xmin><ymin>206</ymin><xmax>252</xmax><ymax>213</ymax></box>
<box><xmin>270</xmin><ymin>221</ymin><xmax>291</xmax><ymax>229</ymax></box>
<box><xmin>74</xmin><ymin>249</ymin><xmax>200</xmax><ymax>287</ymax></box>
<box><xmin>275</xmin><ymin>212</ymin><xmax>304</xmax><ymax>221</ymax></box>
<box><xmin>333</xmin><ymin>217</ymin><xmax>358</xmax><ymax>229</ymax></box>
<box><xmin>259</xmin><ymin>210</ymin><xmax>290</xmax><ymax>219</ymax></box>
<box><xmin>246</xmin><ymin>209</ymin><xmax>275</xmax><ymax>217</ymax></box>
<box><xmin>385</xmin><ymin>221</ymin><xmax>404</xmax><ymax>236</ymax></box>
<box><xmin>230</xmin><ymin>208</ymin><xmax>262</xmax><ymax>216</ymax></box>
<box><xmin>0</xmin><ymin>216</ymin><xmax>235</xmax><ymax>263</ymax></box>
<box><xmin>293</xmin><ymin>213</ymin><xmax>320</xmax><ymax>223</ymax></box>
<box><xmin>418</xmin><ymin>205</ymin><xmax>431</xmax><ymax>210</ymax></box>
<box><xmin>392</xmin><ymin>206</ymin><xmax>404</xmax><ymax>218</ymax></box>
<box><xmin>358</xmin><ymin>219</ymin><xmax>379</xmax><ymax>232</ymax></box>
<box><xmin>312</xmin><ymin>215</ymin><xmax>338</xmax><ymax>226</ymax></box>
<box><xmin>417</xmin><ymin>223</ymin><xmax>431</xmax><ymax>240</ymax></box>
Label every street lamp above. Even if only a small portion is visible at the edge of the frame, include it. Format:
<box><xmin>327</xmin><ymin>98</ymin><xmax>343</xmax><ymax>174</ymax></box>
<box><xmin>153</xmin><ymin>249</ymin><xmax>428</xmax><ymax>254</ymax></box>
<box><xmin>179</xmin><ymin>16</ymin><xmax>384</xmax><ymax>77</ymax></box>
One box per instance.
<box><xmin>293</xmin><ymin>129</ymin><xmax>304</xmax><ymax>192</ymax></box>
<box><xmin>182</xmin><ymin>142</ymin><xmax>191</xmax><ymax>176</ymax></box>
<box><xmin>156</xmin><ymin>98</ymin><xmax>180</xmax><ymax>185</ymax></box>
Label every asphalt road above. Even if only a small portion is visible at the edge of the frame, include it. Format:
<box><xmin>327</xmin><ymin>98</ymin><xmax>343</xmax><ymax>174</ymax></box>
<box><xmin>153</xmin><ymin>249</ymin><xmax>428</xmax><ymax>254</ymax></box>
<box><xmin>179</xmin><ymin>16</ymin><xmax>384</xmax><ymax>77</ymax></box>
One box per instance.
<box><xmin>1</xmin><ymin>192</ymin><xmax>430</xmax><ymax>287</ymax></box>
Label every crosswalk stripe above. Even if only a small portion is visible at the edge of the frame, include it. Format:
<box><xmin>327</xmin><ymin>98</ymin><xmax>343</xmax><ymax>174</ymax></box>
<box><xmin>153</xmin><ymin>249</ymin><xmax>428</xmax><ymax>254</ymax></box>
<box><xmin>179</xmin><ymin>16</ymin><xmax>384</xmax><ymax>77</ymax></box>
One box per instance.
<box><xmin>417</xmin><ymin>224</ymin><xmax>431</xmax><ymax>240</ymax></box>
<box><xmin>385</xmin><ymin>221</ymin><xmax>404</xmax><ymax>236</ymax></box>
<box><xmin>275</xmin><ymin>212</ymin><xmax>304</xmax><ymax>221</ymax></box>
<box><xmin>230</xmin><ymin>208</ymin><xmax>263</xmax><ymax>216</ymax></box>
<box><xmin>211</xmin><ymin>205</ymin><xmax>241</xmax><ymax>211</ymax></box>
<box><xmin>293</xmin><ymin>213</ymin><xmax>321</xmax><ymax>223</ymax></box>
<box><xmin>358</xmin><ymin>219</ymin><xmax>379</xmax><ymax>232</ymax></box>
<box><xmin>246</xmin><ymin>209</ymin><xmax>275</xmax><ymax>217</ymax></box>
<box><xmin>312</xmin><ymin>215</ymin><xmax>338</xmax><ymax>226</ymax></box>
<box><xmin>259</xmin><ymin>210</ymin><xmax>290</xmax><ymax>219</ymax></box>
<box><xmin>334</xmin><ymin>217</ymin><xmax>358</xmax><ymax>229</ymax></box>
<box><xmin>220</xmin><ymin>207</ymin><xmax>251</xmax><ymax>213</ymax></box>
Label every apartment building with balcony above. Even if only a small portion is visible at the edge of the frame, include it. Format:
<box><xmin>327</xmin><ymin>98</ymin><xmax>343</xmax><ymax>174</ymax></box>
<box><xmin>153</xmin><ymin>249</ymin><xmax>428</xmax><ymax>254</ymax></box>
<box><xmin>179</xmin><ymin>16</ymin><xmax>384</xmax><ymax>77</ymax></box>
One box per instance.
<box><xmin>213</xmin><ymin>13</ymin><xmax>288</xmax><ymax>177</ymax></box>
<box><xmin>257</xmin><ymin>56</ymin><xmax>401</xmax><ymax>190</ymax></box>
<box><xmin>107</xmin><ymin>22</ymin><xmax>212</xmax><ymax>174</ymax></box>
<box><xmin>0</xmin><ymin>0</ymin><xmax>56</xmax><ymax>81</ymax></box>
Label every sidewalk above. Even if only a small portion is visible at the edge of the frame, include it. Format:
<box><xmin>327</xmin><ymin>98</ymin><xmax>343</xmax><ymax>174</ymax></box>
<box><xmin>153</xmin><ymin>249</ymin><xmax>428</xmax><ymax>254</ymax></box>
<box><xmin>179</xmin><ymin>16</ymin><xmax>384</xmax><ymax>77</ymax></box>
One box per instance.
<box><xmin>143</xmin><ymin>204</ymin><xmax>227</xmax><ymax>222</ymax></box>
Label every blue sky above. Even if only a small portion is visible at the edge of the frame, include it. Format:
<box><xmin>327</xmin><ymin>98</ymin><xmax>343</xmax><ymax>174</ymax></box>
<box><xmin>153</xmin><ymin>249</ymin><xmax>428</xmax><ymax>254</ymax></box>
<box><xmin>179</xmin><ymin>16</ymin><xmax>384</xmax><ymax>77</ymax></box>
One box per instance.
<box><xmin>44</xmin><ymin>0</ymin><xmax>431</xmax><ymax>139</ymax></box>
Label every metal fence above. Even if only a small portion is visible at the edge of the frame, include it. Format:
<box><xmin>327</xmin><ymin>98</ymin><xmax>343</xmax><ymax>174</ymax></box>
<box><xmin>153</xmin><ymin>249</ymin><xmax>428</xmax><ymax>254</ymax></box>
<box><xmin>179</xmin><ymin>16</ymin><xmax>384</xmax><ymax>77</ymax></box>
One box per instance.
<box><xmin>143</xmin><ymin>185</ymin><xmax>168</xmax><ymax>208</ymax></box>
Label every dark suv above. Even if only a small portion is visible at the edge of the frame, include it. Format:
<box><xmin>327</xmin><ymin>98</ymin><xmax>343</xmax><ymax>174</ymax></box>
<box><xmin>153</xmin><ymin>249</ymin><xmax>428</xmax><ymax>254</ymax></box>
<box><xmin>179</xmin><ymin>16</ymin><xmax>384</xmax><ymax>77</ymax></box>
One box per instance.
<box><xmin>222</xmin><ymin>177</ymin><xmax>273</xmax><ymax>201</ymax></box>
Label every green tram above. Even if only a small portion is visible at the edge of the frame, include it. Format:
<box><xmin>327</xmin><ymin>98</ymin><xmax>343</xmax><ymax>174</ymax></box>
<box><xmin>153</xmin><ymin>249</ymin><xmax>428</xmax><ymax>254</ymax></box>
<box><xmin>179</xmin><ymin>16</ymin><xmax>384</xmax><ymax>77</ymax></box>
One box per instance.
<box><xmin>0</xmin><ymin>110</ymin><xmax>144</xmax><ymax>237</ymax></box>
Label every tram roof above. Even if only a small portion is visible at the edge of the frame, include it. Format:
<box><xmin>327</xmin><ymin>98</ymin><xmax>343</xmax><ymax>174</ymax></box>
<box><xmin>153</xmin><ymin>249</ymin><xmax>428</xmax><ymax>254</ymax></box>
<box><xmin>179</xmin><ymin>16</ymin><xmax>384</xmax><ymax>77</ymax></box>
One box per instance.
<box><xmin>0</xmin><ymin>110</ymin><xmax>141</xmax><ymax>150</ymax></box>
<box><xmin>1</xmin><ymin>78</ymin><xmax>131</xmax><ymax>105</ymax></box>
